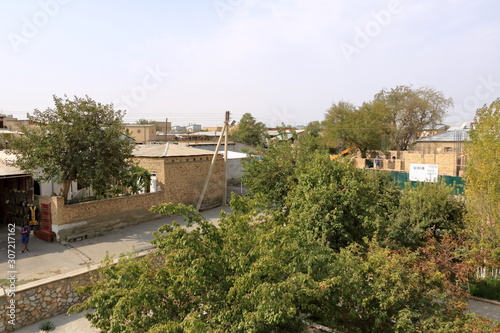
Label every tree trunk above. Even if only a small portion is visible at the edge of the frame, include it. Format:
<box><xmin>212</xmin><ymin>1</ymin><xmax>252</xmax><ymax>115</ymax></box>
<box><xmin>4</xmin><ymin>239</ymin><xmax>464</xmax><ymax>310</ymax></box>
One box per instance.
<box><xmin>62</xmin><ymin>179</ymin><xmax>72</xmax><ymax>202</ymax></box>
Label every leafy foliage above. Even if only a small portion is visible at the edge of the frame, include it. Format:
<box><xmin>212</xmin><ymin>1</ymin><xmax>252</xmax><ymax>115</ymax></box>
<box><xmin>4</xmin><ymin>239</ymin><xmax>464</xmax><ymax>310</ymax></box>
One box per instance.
<box><xmin>465</xmin><ymin>98</ymin><xmax>500</xmax><ymax>266</ymax></box>
<box><xmin>323</xmin><ymin>239</ymin><xmax>474</xmax><ymax>333</ymax></box>
<box><xmin>374</xmin><ymin>85</ymin><xmax>452</xmax><ymax>150</ymax></box>
<box><xmin>387</xmin><ymin>182</ymin><xmax>466</xmax><ymax>249</ymax></box>
<box><xmin>8</xmin><ymin>95</ymin><xmax>134</xmax><ymax>200</ymax></box>
<box><xmin>230</xmin><ymin>113</ymin><xmax>267</xmax><ymax>147</ymax></box>
<box><xmin>241</xmin><ymin>130</ymin><xmax>300</xmax><ymax>209</ymax></box>
<box><xmin>286</xmin><ymin>153</ymin><xmax>400</xmax><ymax>250</ymax></box>
<box><xmin>70</xmin><ymin>200</ymin><xmax>338</xmax><ymax>333</ymax></box>
<box><xmin>69</xmin><ymin>200</ymin><xmax>498</xmax><ymax>332</ymax></box>
<box><xmin>470</xmin><ymin>278</ymin><xmax>500</xmax><ymax>302</ymax></box>
<box><xmin>322</xmin><ymin>100</ymin><xmax>390</xmax><ymax>157</ymax></box>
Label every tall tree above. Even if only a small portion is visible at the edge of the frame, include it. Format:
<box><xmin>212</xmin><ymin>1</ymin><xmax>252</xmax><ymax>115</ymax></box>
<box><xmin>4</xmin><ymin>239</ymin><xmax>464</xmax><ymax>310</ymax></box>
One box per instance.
<box><xmin>387</xmin><ymin>182</ymin><xmax>466</xmax><ymax>249</ymax></box>
<box><xmin>465</xmin><ymin>99</ymin><xmax>500</xmax><ymax>266</ymax></box>
<box><xmin>230</xmin><ymin>113</ymin><xmax>267</xmax><ymax>146</ymax></box>
<box><xmin>374</xmin><ymin>85</ymin><xmax>453</xmax><ymax>150</ymax></box>
<box><xmin>322</xmin><ymin>100</ymin><xmax>390</xmax><ymax>157</ymax></box>
<box><xmin>286</xmin><ymin>152</ymin><xmax>400</xmax><ymax>250</ymax></box>
<box><xmin>9</xmin><ymin>95</ymin><xmax>134</xmax><ymax>200</ymax></box>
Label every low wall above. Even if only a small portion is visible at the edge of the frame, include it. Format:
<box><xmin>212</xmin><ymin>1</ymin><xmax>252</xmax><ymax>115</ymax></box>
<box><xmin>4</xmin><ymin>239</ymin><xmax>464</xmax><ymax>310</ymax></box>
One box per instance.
<box><xmin>351</xmin><ymin>151</ymin><xmax>460</xmax><ymax>177</ymax></box>
<box><xmin>0</xmin><ymin>251</ymin><xmax>149</xmax><ymax>332</ymax></box>
<box><xmin>0</xmin><ymin>264</ymin><xmax>96</xmax><ymax>332</ymax></box>
<box><xmin>43</xmin><ymin>192</ymin><xmax>166</xmax><ymax>241</ymax></box>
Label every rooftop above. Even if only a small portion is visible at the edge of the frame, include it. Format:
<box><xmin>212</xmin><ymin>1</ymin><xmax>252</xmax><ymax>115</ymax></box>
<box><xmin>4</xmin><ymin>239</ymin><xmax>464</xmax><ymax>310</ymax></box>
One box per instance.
<box><xmin>132</xmin><ymin>143</ymin><xmax>218</xmax><ymax>157</ymax></box>
<box><xmin>415</xmin><ymin>129</ymin><xmax>470</xmax><ymax>142</ymax></box>
<box><xmin>0</xmin><ymin>151</ymin><xmax>29</xmax><ymax>177</ymax></box>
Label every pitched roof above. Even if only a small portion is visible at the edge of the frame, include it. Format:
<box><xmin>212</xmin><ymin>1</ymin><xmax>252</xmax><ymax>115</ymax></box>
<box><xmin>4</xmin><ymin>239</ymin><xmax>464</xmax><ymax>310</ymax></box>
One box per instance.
<box><xmin>132</xmin><ymin>143</ymin><xmax>218</xmax><ymax>157</ymax></box>
<box><xmin>415</xmin><ymin>129</ymin><xmax>469</xmax><ymax>142</ymax></box>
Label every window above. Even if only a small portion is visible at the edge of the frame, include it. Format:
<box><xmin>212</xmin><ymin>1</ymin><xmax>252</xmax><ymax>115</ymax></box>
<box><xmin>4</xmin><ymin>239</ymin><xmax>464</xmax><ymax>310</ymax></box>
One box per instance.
<box><xmin>444</xmin><ymin>147</ymin><xmax>452</xmax><ymax>152</ymax></box>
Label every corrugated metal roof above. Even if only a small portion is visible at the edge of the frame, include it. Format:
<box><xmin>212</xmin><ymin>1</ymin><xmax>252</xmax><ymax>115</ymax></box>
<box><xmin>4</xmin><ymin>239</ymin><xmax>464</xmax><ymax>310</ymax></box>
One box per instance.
<box><xmin>217</xmin><ymin>151</ymin><xmax>248</xmax><ymax>159</ymax></box>
<box><xmin>0</xmin><ymin>151</ymin><xmax>28</xmax><ymax>177</ymax></box>
<box><xmin>415</xmin><ymin>129</ymin><xmax>469</xmax><ymax>142</ymax></box>
<box><xmin>133</xmin><ymin>143</ymin><xmax>218</xmax><ymax>157</ymax></box>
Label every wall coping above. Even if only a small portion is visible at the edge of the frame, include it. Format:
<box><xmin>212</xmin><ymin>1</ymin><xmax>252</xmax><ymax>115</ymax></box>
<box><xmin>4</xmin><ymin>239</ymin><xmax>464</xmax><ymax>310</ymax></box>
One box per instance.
<box><xmin>0</xmin><ymin>249</ymin><xmax>153</xmax><ymax>298</ymax></box>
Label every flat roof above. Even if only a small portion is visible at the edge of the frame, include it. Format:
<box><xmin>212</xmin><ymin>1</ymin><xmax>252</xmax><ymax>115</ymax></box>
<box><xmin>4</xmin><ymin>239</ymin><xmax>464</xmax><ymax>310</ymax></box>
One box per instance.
<box><xmin>0</xmin><ymin>151</ymin><xmax>29</xmax><ymax>177</ymax></box>
<box><xmin>133</xmin><ymin>143</ymin><xmax>218</xmax><ymax>157</ymax></box>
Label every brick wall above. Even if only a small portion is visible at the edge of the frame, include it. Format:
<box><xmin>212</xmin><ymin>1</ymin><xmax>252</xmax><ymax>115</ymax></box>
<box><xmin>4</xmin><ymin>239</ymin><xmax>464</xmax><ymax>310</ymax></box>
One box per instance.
<box><xmin>44</xmin><ymin>155</ymin><xmax>224</xmax><ymax>241</ymax></box>
<box><xmin>351</xmin><ymin>150</ymin><xmax>460</xmax><ymax>177</ymax></box>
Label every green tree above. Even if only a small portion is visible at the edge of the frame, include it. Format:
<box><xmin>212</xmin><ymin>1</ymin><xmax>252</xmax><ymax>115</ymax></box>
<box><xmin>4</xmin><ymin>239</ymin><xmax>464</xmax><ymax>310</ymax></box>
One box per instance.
<box><xmin>69</xmin><ymin>200</ymin><xmax>498</xmax><ymax>333</ymax></box>
<box><xmin>465</xmin><ymin>99</ymin><xmax>500</xmax><ymax>266</ymax></box>
<box><xmin>374</xmin><ymin>85</ymin><xmax>453</xmax><ymax>150</ymax></box>
<box><xmin>8</xmin><ymin>95</ymin><xmax>134</xmax><ymax>200</ymax></box>
<box><xmin>230</xmin><ymin>113</ymin><xmax>267</xmax><ymax>146</ymax></box>
<box><xmin>242</xmin><ymin>128</ymin><xmax>304</xmax><ymax>210</ymax></box>
<box><xmin>286</xmin><ymin>152</ymin><xmax>399</xmax><ymax>250</ymax></box>
<box><xmin>324</xmin><ymin>240</ymin><xmax>475</xmax><ymax>333</ymax></box>
<box><xmin>322</xmin><ymin>100</ymin><xmax>390</xmax><ymax>157</ymax></box>
<box><xmin>70</xmin><ymin>200</ymin><xmax>338</xmax><ymax>333</ymax></box>
<box><xmin>136</xmin><ymin>118</ymin><xmax>156</xmax><ymax>124</ymax></box>
<box><xmin>136</xmin><ymin>118</ymin><xmax>161</xmax><ymax>131</ymax></box>
<box><xmin>387</xmin><ymin>182</ymin><xmax>466</xmax><ymax>249</ymax></box>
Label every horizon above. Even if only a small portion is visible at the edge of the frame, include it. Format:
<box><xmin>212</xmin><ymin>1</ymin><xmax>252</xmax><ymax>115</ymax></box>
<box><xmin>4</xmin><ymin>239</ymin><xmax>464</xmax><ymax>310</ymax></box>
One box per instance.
<box><xmin>1</xmin><ymin>1</ymin><xmax>499</xmax><ymax>127</ymax></box>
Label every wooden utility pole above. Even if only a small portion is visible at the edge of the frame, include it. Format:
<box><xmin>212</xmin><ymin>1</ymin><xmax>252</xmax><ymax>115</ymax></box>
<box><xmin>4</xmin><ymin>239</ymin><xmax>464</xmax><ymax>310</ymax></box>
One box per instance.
<box><xmin>165</xmin><ymin>117</ymin><xmax>168</xmax><ymax>141</ymax></box>
<box><xmin>223</xmin><ymin>111</ymin><xmax>229</xmax><ymax>205</ymax></box>
<box><xmin>196</xmin><ymin>111</ymin><xmax>229</xmax><ymax>211</ymax></box>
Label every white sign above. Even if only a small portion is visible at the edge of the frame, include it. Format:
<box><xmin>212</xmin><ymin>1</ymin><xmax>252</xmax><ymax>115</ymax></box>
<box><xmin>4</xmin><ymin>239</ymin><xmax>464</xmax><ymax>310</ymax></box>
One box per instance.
<box><xmin>409</xmin><ymin>164</ymin><xmax>439</xmax><ymax>182</ymax></box>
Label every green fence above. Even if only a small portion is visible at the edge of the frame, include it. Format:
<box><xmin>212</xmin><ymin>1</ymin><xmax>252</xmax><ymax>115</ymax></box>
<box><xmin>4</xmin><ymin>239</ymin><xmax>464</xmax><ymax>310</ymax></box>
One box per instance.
<box><xmin>385</xmin><ymin>171</ymin><xmax>465</xmax><ymax>195</ymax></box>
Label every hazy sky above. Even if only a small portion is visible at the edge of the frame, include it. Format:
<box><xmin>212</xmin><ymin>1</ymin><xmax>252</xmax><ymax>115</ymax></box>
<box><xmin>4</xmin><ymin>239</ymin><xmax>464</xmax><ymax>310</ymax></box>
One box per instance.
<box><xmin>1</xmin><ymin>0</ymin><xmax>499</xmax><ymax>127</ymax></box>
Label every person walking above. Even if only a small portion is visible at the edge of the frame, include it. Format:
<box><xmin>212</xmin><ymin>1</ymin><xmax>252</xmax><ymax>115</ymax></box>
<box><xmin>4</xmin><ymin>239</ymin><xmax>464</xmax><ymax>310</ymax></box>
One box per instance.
<box><xmin>21</xmin><ymin>224</ymin><xmax>30</xmax><ymax>253</ymax></box>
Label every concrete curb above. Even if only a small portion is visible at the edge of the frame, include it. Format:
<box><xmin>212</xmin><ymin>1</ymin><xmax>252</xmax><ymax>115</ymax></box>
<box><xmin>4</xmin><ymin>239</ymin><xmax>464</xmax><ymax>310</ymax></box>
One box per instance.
<box><xmin>469</xmin><ymin>296</ymin><xmax>500</xmax><ymax>306</ymax></box>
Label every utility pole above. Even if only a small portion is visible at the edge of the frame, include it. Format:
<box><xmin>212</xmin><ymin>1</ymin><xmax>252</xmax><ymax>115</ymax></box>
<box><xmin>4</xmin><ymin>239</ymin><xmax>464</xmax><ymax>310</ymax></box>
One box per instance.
<box><xmin>196</xmin><ymin>111</ymin><xmax>229</xmax><ymax>211</ymax></box>
<box><xmin>165</xmin><ymin>117</ymin><xmax>168</xmax><ymax>141</ymax></box>
<box><xmin>223</xmin><ymin>111</ymin><xmax>229</xmax><ymax>205</ymax></box>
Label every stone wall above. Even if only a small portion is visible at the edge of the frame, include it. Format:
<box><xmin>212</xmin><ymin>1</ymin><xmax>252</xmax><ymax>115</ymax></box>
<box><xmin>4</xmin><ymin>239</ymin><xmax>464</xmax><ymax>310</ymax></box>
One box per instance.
<box><xmin>0</xmin><ymin>265</ymin><xmax>97</xmax><ymax>332</ymax></box>
<box><xmin>0</xmin><ymin>251</ymin><xmax>150</xmax><ymax>332</ymax></box>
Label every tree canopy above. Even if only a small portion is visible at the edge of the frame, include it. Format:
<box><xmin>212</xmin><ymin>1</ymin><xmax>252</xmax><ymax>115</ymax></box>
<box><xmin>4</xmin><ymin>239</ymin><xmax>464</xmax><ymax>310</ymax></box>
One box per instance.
<box><xmin>465</xmin><ymin>98</ymin><xmax>500</xmax><ymax>266</ymax></box>
<box><xmin>322</xmin><ymin>86</ymin><xmax>452</xmax><ymax>155</ymax></box>
<box><xmin>230</xmin><ymin>113</ymin><xmax>267</xmax><ymax>146</ymax></box>
<box><xmin>374</xmin><ymin>85</ymin><xmax>453</xmax><ymax>150</ymax></box>
<box><xmin>9</xmin><ymin>95</ymin><xmax>135</xmax><ymax>200</ymax></box>
<box><xmin>69</xmin><ymin>199</ymin><xmax>497</xmax><ymax>332</ymax></box>
<box><xmin>322</xmin><ymin>100</ymin><xmax>390</xmax><ymax>157</ymax></box>
<box><xmin>67</xmin><ymin>93</ymin><xmax>500</xmax><ymax>332</ymax></box>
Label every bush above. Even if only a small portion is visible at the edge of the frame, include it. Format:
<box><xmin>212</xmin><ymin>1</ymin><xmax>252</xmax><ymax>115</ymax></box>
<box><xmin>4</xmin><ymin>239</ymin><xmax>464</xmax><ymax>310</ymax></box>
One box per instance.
<box><xmin>39</xmin><ymin>320</ymin><xmax>55</xmax><ymax>331</ymax></box>
<box><xmin>470</xmin><ymin>278</ymin><xmax>500</xmax><ymax>302</ymax></box>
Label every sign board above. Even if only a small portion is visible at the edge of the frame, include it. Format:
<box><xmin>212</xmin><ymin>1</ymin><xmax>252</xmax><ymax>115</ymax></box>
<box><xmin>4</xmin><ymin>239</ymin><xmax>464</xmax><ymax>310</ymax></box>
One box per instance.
<box><xmin>409</xmin><ymin>163</ymin><xmax>439</xmax><ymax>182</ymax></box>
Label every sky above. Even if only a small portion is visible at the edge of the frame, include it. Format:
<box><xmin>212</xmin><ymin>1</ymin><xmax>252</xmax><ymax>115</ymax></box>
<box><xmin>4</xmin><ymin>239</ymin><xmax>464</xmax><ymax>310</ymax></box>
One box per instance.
<box><xmin>0</xmin><ymin>0</ymin><xmax>499</xmax><ymax>127</ymax></box>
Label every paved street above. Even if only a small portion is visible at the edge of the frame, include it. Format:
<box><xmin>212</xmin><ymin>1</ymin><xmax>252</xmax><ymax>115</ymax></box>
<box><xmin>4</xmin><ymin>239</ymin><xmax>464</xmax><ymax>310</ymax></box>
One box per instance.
<box><xmin>1</xmin><ymin>206</ymin><xmax>228</xmax><ymax>285</ymax></box>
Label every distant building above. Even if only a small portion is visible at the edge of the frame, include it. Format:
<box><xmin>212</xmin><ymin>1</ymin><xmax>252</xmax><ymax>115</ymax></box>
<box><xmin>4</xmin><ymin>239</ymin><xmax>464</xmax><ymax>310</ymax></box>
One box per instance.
<box><xmin>204</xmin><ymin>126</ymin><xmax>223</xmax><ymax>132</ymax></box>
<box><xmin>413</xmin><ymin>129</ymin><xmax>469</xmax><ymax>154</ymax></box>
<box><xmin>172</xmin><ymin>125</ymin><xmax>187</xmax><ymax>132</ymax></box>
<box><xmin>186</xmin><ymin>124</ymin><xmax>202</xmax><ymax>132</ymax></box>
<box><xmin>417</xmin><ymin>124</ymin><xmax>448</xmax><ymax>140</ymax></box>
<box><xmin>125</xmin><ymin>124</ymin><xmax>157</xmax><ymax>144</ymax></box>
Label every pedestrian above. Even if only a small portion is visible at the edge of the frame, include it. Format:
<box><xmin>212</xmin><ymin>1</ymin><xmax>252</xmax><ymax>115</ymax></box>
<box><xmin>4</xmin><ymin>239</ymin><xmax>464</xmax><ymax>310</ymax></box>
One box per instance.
<box><xmin>21</xmin><ymin>224</ymin><xmax>30</xmax><ymax>253</ymax></box>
